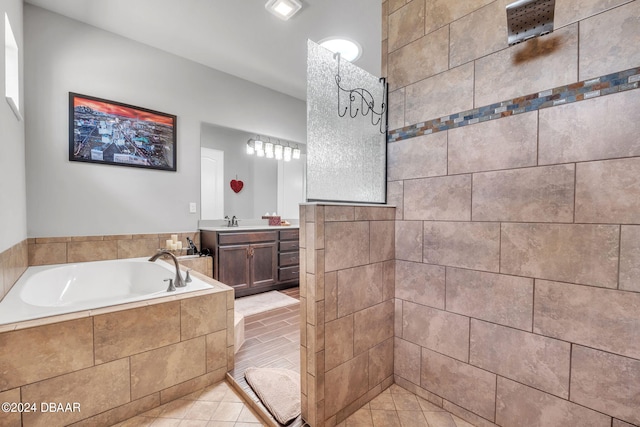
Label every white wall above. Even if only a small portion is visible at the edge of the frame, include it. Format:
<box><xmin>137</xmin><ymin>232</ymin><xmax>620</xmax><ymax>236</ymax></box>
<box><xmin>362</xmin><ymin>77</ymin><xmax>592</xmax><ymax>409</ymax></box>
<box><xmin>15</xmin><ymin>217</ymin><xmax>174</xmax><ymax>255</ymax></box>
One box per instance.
<box><xmin>0</xmin><ymin>0</ymin><xmax>26</xmax><ymax>252</ymax></box>
<box><xmin>24</xmin><ymin>5</ymin><xmax>306</xmax><ymax>237</ymax></box>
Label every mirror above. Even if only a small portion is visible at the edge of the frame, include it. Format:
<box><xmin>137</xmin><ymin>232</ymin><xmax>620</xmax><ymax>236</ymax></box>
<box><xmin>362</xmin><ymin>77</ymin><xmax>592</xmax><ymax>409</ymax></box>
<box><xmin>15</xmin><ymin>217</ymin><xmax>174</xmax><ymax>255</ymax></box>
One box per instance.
<box><xmin>200</xmin><ymin>123</ymin><xmax>306</xmax><ymax>220</ymax></box>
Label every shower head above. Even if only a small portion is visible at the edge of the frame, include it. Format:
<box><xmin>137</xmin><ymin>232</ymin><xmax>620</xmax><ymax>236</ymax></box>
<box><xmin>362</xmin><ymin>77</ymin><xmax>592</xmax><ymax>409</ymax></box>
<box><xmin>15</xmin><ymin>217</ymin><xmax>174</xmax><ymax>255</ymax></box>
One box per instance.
<box><xmin>506</xmin><ymin>0</ymin><xmax>555</xmax><ymax>46</ymax></box>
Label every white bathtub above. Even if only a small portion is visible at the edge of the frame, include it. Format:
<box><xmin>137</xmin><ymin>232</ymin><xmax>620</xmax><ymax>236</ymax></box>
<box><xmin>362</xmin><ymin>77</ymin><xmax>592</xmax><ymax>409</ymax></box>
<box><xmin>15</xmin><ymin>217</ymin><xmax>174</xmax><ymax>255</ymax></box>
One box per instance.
<box><xmin>0</xmin><ymin>257</ymin><xmax>216</xmax><ymax>325</ymax></box>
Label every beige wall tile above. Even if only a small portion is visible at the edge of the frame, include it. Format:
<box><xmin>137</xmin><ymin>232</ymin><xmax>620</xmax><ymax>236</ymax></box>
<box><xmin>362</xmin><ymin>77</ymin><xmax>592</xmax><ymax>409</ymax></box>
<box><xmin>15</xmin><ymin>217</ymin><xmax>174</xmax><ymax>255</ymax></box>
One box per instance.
<box><xmin>501</xmin><ymin>224</ymin><xmax>619</xmax><ymax>288</ymax></box>
<box><xmin>387</xmin><ymin>181</ymin><xmax>404</xmax><ymax>220</ymax></box>
<box><xmin>325</xmin><ymin>222</ymin><xmax>369</xmax><ymax>272</ymax></box>
<box><xmin>0</xmin><ymin>318</ymin><xmax>93</xmax><ymax>391</ymax></box>
<box><xmin>449</xmin><ymin>0</ymin><xmax>509</xmax><ymax>67</ymax></box>
<box><xmin>382</xmin><ymin>0</ymin><xmax>388</xmax><ymax>41</ymax></box>
<box><xmin>206</xmin><ymin>330</ymin><xmax>227</xmax><ymax>372</ymax></box>
<box><xmin>389</xmin><ymin>0</ymin><xmax>406</xmax><ymax>13</ymax></box>
<box><xmin>555</xmin><ymin>0</ymin><xmax>633</xmax><ymax>27</ymax></box>
<box><xmin>421</xmin><ymin>348</ymin><xmax>496</xmax><ymax>421</ymax></box>
<box><xmin>496</xmin><ymin>377</ymin><xmax>611</xmax><ymax>427</ymax></box>
<box><xmin>325</xmin><ymin>315</ymin><xmax>354</xmax><ymax>371</ymax></box>
<box><xmin>368</xmin><ymin>338</ymin><xmax>394</xmax><ymax>387</ymax></box>
<box><xmin>396</xmin><ymin>221</ymin><xmax>423</xmax><ymax>262</ymax></box>
<box><xmin>388</xmin><ymin>88</ymin><xmax>405</xmax><ymax>131</ymax></box>
<box><xmin>405</xmin><ymin>63</ymin><xmax>474</xmax><ymax>124</ymax></box>
<box><xmin>130</xmin><ymin>337</ymin><xmax>207</xmax><ymax>400</ymax></box>
<box><xmin>442</xmin><ymin>400</ymin><xmax>500</xmax><ymax>427</ymax></box>
<box><xmin>472</xmin><ymin>164</ymin><xmax>575</xmax><ymax>223</ymax></box>
<box><xmin>67</xmin><ymin>240</ymin><xmax>118</xmax><ymax>263</ymax></box>
<box><xmin>448</xmin><ymin>111</ymin><xmax>538</xmax><ymax>175</ymax></box>
<box><xmin>425</xmin><ymin>0</ymin><xmax>494</xmax><ymax>34</ymax></box>
<box><xmin>405</xmin><ymin>175</ymin><xmax>471</xmax><ymax>221</ymax></box>
<box><xmin>325</xmin><ymin>271</ymin><xmax>338</xmax><ymax>322</ymax></box>
<box><xmin>325</xmin><ymin>206</ymin><xmax>355</xmax><ymax>222</ymax></box>
<box><xmin>28</xmin><ymin>242</ymin><xmax>67</xmax><ymax>266</ymax></box>
<box><xmin>534</xmin><ymin>280</ymin><xmax>640</xmax><ymax>360</ymax></box>
<box><xmin>389</xmin><ymin>27</ymin><xmax>448</xmax><ymax>90</ymax></box>
<box><xmin>539</xmin><ymin>90</ymin><xmax>640</xmax><ymax>164</ymax></box>
<box><xmin>423</xmin><ymin>222</ymin><xmax>500</xmax><ymax>272</ymax></box>
<box><xmin>181</xmin><ymin>293</ymin><xmax>227</xmax><ymax>340</ymax></box>
<box><xmin>354</xmin><ymin>300</ymin><xmax>395</xmax><ymax>355</ymax></box>
<box><xmin>446</xmin><ymin>268</ymin><xmax>533</xmax><ymax>331</ymax></box>
<box><xmin>470</xmin><ymin>319</ymin><xmax>570</xmax><ymax>398</ymax></box>
<box><xmin>620</xmin><ymin>225</ymin><xmax>640</xmax><ymax>292</ymax></box>
<box><xmin>579</xmin><ymin>1</ymin><xmax>640</xmax><ymax>80</ymax></box>
<box><xmin>571</xmin><ymin>345</ymin><xmax>640</xmax><ymax>425</ymax></box>
<box><xmin>388</xmin><ymin>0</ymin><xmax>425</xmax><ymax>52</ymax></box>
<box><xmin>613</xmin><ymin>419</ymin><xmax>638</xmax><ymax>427</ymax></box>
<box><xmin>22</xmin><ymin>359</ymin><xmax>130</xmax><ymax>426</ymax></box>
<box><xmin>117</xmin><ymin>238</ymin><xmax>160</xmax><ymax>259</ymax></box>
<box><xmin>0</xmin><ymin>388</ymin><xmax>21</xmax><ymax>426</ymax></box>
<box><xmin>325</xmin><ymin>352</ymin><xmax>369</xmax><ymax>418</ymax></box>
<box><xmin>396</xmin><ymin>260</ymin><xmax>445</xmax><ymax>309</ymax></box>
<box><xmin>395</xmin><ymin>298</ymin><xmax>403</xmax><ymax>337</ymax></box>
<box><xmin>403</xmin><ymin>302</ymin><xmax>469</xmax><ymax>362</ymax></box>
<box><xmin>475</xmin><ymin>24</ymin><xmax>578</xmax><ymax>107</ymax></box>
<box><xmin>337</xmin><ymin>263</ymin><xmax>383</xmax><ymax>317</ymax></box>
<box><xmin>94</xmin><ymin>302</ymin><xmax>180</xmax><ymax>364</ymax></box>
<box><xmin>382</xmin><ymin>260</ymin><xmax>395</xmax><ymax>301</ymax></box>
<box><xmin>370</xmin><ymin>221</ymin><xmax>395</xmax><ymax>263</ymax></box>
<box><xmin>576</xmin><ymin>158</ymin><xmax>640</xmax><ymax>224</ymax></box>
<box><xmin>394</xmin><ymin>337</ymin><xmax>421</xmax><ymax>385</ymax></box>
<box><xmin>355</xmin><ymin>206</ymin><xmax>396</xmax><ymax>221</ymax></box>
<box><xmin>388</xmin><ymin>132</ymin><xmax>447</xmax><ymax>181</ymax></box>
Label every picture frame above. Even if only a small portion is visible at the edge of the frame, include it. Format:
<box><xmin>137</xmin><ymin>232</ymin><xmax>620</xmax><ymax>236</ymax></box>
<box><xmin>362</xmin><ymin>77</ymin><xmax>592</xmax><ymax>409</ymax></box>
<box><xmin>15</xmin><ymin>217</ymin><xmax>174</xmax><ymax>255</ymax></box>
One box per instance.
<box><xmin>69</xmin><ymin>92</ymin><xmax>177</xmax><ymax>171</ymax></box>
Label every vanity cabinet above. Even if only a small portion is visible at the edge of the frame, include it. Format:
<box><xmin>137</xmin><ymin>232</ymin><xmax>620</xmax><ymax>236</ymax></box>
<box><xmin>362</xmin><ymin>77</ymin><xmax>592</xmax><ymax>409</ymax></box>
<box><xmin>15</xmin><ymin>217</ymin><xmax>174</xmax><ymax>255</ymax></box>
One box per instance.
<box><xmin>201</xmin><ymin>228</ymin><xmax>299</xmax><ymax>297</ymax></box>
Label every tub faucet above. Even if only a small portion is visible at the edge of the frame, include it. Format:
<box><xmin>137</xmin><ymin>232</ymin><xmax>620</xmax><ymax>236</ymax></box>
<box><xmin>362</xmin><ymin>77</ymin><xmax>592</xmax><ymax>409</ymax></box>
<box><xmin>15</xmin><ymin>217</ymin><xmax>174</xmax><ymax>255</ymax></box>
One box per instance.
<box><xmin>148</xmin><ymin>250</ymin><xmax>186</xmax><ymax>288</ymax></box>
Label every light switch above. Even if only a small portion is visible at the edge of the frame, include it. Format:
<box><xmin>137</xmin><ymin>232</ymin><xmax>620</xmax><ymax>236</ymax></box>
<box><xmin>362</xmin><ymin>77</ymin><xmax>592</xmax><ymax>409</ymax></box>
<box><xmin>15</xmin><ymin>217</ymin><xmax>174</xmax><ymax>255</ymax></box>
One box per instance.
<box><xmin>189</xmin><ymin>202</ymin><xmax>197</xmax><ymax>213</ymax></box>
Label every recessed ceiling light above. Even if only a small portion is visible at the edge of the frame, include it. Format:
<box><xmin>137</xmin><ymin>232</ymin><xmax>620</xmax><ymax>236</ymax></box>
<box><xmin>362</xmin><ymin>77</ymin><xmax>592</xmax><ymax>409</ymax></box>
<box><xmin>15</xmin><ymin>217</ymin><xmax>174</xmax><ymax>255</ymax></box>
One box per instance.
<box><xmin>319</xmin><ymin>37</ymin><xmax>362</xmax><ymax>62</ymax></box>
<box><xmin>265</xmin><ymin>0</ymin><xmax>302</xmax><ymax>21</ymax></box>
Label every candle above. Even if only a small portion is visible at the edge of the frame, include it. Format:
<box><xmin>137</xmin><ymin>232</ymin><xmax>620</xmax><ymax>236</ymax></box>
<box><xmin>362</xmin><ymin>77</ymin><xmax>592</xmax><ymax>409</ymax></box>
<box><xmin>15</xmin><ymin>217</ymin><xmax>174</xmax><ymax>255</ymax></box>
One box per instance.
<box><xmin>176</xmin><ymin>241</ymin><xmax>183</xmax><ymax>250</ymax></box>
<box><xmin>171</xmin><ymin>234</ymin><xmax>178</xmax><ymax>243</ymax></box>
<box><xmin>166</xmin><ymin>239</ymin><xmax>173</xmax><ymax>249</ymax></box>
<box><xmin>171</xmin><ymin>243</ymin><xmax>178</xmax><ymax>250</ymax></box>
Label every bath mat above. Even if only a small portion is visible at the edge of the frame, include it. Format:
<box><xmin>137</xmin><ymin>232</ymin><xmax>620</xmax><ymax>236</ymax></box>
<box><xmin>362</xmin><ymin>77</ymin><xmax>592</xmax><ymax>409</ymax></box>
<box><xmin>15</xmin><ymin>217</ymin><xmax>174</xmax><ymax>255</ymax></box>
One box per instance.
<box><xmin>245</xmin><ymin>367</ymin><xmax>300</xmax><ymax>425</ymax></box>
<box><xmin>235</xmin><ymin>291</ymin><xmax>298</xmax><ymax>317</ymax></box>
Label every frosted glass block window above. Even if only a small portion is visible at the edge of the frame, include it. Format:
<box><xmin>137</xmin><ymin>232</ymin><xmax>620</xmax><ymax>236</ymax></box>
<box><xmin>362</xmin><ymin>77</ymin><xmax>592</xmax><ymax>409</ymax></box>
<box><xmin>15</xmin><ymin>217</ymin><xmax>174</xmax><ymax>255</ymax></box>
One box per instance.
<box><xmin>306</xmin><ymin>40</ymin><xmax>387</xmax><ymax>204</ymax></box>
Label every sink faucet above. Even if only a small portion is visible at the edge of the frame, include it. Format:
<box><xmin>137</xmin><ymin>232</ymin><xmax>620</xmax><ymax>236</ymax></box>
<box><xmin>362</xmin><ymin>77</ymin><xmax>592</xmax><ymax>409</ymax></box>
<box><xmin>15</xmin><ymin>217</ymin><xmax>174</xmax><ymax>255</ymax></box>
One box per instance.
<box><xmin>224</xmin><ymin>215</ymin><xmax>239</xmax><ymax>227</ymax></box>
<box><xmin>148</xmin><ymin>250</ymin><xmax>186</xmax><ymax>288</ymax></box>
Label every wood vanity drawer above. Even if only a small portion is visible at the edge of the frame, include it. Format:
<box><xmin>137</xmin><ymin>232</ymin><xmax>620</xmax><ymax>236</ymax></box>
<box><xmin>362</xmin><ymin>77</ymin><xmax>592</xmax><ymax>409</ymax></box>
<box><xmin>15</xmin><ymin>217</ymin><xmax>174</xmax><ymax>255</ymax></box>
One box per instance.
<box><xmin>280</xmin><ymin>229</ymin><xmax>299</xmax><ymax>241</ymax></box>
<box><xmin>280</xmin><ymin>240</ymin><xmax>299</xmax><ymax>252</ymax></box>
<box><xmin>218</xmin><ymin>231</ymin><xmax>277</xmax><ymax>245</ymax></box>
<box><xmin>279</xmin><ymin>266</ymin><xmax>299</xmax><ymax>281</ymax></box>
<box><xmin>279</xmin><ymin>252</ymin><xmax>299</xmax><ymax>267</ymax></box>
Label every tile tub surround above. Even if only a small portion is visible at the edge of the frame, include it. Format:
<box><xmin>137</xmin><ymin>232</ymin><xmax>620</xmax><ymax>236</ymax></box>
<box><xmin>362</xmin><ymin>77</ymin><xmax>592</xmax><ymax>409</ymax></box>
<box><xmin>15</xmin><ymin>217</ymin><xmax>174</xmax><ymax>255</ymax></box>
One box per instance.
<box><xmin>0</xmin><ymin>273</ymin><xmax>234</xmax><ymax>427</ymax></box>
<box><xmin>300</xmin><ymin>203</ymin><xmax>395</xmax><ymax>427</ymax></box>
<box><xmin>384</xmin><ymin>0</ymin><xmax>640</xmax><ymax>426</ymax></box>
<box><xmin>27</xmin><ymin>231</ymin><xmax>201</xmax><ymax>266</ymax></box>
<box><xmin>0</xmin><ymin>239</ymin><xmax>28</xmax><ymax>301</ymax></box>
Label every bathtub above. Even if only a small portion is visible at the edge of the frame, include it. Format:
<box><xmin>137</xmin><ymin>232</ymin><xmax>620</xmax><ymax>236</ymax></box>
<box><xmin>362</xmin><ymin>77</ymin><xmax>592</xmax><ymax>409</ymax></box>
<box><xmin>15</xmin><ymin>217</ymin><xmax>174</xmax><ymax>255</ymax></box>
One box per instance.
<box><xmin>0</xmin><ymin>257</ymin><xmax>216</xmax><ymax>325</ymax></box>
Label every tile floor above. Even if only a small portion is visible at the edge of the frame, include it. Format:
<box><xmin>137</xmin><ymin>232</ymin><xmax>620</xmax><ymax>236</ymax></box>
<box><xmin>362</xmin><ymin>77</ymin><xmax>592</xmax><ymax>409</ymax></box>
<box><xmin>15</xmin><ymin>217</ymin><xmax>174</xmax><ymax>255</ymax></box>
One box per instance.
<box><xmin>112</xmin><ymin>381</ymin><xmax>266</xmax><ymax>426</ymax></box>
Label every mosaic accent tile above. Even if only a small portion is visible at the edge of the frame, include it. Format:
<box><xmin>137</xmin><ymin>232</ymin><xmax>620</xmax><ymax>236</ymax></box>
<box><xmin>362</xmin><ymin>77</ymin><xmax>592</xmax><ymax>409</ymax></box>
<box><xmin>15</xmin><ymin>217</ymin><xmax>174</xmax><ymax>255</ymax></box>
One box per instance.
<box><xmin>389</xmin><ymin>67</ymin><xmax>640</xmax><ymax>143</ymax></box>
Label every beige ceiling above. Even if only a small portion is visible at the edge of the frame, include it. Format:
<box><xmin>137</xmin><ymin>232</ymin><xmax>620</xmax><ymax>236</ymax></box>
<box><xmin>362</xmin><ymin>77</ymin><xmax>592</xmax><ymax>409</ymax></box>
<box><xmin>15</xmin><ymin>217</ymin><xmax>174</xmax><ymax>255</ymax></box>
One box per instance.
<box><xmin>24</xmin><ymin>0</ymin><xmax>382</xmax><ymax>100</ymax></box>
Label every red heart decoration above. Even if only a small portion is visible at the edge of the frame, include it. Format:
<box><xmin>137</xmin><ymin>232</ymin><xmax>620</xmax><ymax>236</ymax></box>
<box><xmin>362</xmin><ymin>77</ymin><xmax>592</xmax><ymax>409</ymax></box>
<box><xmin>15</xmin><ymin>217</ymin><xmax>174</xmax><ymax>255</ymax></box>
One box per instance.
<box><xmin>230</xmin><ymin>179</ymin><xmax>244</xmax><ymax>193</ymax></box>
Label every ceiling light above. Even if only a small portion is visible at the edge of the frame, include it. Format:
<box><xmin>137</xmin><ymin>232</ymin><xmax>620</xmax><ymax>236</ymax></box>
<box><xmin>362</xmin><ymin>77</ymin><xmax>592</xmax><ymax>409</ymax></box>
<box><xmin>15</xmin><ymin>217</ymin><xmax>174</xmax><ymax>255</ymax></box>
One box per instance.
<box><xmin>265</xmin><ymin>0</ymin><xmax>302</xmax><ymax>21</ymax></box>
<box><xmin>319</xmin><ymin>37</ymin><xmax>362</xmax><ymax>62</ymax></box>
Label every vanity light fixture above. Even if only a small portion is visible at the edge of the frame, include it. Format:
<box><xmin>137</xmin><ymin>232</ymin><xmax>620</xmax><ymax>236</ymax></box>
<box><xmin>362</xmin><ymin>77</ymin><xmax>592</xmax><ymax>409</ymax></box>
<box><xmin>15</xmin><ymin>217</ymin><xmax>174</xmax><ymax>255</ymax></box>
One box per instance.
<box><xmin>264</xmin><ymin>141</ymin><xmax>274</xmax><ymax>158</ymax></box>
<box><xmin>246</xmin><ymin>139</ymin><xmax>255</xmax><ymax>155</ymax></box>
<box><xmin>292</xmin><ymin>146</ymin><xmax>301</xmax><ymax>160</ymax></box>
<box><xmin>283</xmin><ymin>146</ymin><xmax>292</xmax><ymax>162</ymax></box>
<box><xmin>274</xmin><ymin>143</ymin><xmax>283</xmax><ymax>160</ymax></box>
<box><xmin>265</xmin><ymin>0</ymin><xmax>302</xmax><ymax>21</ymax></box>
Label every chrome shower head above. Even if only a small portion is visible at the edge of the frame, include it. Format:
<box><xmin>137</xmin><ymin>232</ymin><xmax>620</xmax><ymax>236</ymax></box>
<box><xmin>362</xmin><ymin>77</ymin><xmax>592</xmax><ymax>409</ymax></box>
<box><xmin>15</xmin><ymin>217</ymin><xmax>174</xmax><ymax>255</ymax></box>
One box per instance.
<box><xmin>506</xmin><ymin>0</ymin><xmax>555</xmax><ymax>46</ymax></box>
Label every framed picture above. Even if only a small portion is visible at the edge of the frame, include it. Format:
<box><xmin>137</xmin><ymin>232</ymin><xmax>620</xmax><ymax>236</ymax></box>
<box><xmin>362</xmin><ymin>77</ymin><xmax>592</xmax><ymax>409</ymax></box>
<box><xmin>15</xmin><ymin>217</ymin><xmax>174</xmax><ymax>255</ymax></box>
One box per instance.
<box><xmin>69</xmin><ymin>92</ymin><xmax>177</xmax><ymax>171</ymax></box>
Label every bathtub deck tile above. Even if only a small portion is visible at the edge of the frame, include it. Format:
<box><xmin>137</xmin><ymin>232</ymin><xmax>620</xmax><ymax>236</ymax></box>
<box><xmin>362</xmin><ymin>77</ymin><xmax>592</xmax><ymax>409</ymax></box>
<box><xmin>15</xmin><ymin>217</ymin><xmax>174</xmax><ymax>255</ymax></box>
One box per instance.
<box><xmin>94</xmin><ymin>301</ymin><xmax>181</xmax><ymax>364</ymax></box>
<box><xmin>0</xmin><ymin>318</ymin><xmax>94</xmax><ymax>392</ymax></box>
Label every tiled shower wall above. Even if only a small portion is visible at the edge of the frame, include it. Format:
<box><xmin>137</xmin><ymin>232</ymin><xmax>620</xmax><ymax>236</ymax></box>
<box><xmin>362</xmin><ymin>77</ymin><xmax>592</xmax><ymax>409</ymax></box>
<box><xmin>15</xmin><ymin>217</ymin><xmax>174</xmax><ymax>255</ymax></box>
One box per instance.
<box><xmin>300</xmin><ymin>204</ymin><xmax>396</xmax><ymax>426</ymax></box>
<box><xmin>384</xmin><ymin>1</ymin><xmax>640</xmax><ymax>426</ymax></box>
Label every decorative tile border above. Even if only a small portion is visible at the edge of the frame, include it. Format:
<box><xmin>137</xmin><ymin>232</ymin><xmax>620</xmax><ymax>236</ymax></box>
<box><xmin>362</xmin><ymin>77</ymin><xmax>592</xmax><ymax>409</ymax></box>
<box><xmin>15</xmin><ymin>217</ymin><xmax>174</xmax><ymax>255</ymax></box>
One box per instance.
<box><xmin>388</xmin><ymin>67</ymin><xmax>640</xmax><ymax>143</ymax></box>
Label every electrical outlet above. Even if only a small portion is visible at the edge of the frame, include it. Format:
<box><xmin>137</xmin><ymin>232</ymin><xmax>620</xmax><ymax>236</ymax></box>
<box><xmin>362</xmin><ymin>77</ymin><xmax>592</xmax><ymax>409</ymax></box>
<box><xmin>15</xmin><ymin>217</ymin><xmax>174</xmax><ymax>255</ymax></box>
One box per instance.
<box><xmin>189</xmin><ymin>202</ymin><xmax>197</xmax><ymax>213</ymax></box>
